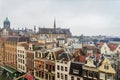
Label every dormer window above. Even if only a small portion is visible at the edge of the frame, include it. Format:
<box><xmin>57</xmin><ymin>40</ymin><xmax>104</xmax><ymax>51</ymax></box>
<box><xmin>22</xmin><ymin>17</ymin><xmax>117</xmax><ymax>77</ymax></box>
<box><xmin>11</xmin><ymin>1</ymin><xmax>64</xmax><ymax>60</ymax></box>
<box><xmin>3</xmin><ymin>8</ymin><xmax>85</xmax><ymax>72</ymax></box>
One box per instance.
<box><xmin>104</xmin><ymin>64</ymin><xmax>109</xmax><ymax>70</ymax></box>
<box><xmin>73</xmin><ymin>69</ymin><xmax>79</xmax><ymax>74</ymax></box>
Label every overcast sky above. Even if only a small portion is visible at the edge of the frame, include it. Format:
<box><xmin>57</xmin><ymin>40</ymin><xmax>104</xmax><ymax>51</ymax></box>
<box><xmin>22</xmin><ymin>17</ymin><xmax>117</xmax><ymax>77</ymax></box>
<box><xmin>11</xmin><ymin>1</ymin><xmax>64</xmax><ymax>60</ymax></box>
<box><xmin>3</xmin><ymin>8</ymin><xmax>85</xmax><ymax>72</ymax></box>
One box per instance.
<box><xmin>0</xmin><ymin>0</ymin><xmax>120</xmax><ymax>36</ymax></box>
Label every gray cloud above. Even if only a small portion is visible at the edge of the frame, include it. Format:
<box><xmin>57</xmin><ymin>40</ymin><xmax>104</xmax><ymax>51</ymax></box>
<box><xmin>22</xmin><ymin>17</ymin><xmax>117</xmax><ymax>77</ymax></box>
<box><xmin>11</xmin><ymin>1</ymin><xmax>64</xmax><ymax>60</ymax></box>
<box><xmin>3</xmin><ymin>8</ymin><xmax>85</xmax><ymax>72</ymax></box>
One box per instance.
<box><xmin>0</xmin><ymin>0</ymin><xmax>120</xmax><ymax>36</ymax></box>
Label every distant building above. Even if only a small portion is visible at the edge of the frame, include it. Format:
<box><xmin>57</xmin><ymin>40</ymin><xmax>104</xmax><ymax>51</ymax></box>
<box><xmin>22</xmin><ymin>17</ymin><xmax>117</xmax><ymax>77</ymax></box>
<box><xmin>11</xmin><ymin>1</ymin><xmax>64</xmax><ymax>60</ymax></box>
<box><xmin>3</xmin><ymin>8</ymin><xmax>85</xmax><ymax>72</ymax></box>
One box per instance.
<box><xmin>3</xmin><ymin>17</ymin><xmax>10</xmax><ymax>29</ymax></box>
<box><xmin>108</xmin><ymin>43</ymin><xmax>120</xmax><ymax>54</ymax></box>
<box><xmin>97</xmin><ymin>42</ymin><xmax>111</xmax><ymax>54</ymax></box>
<box><xmin>37</xmin><ymin>19</ymin><xmax>71</xmax><ymax>42</ymax></box>
<box><xmin>0</xmin><ymin>17</ymin><xmax>34</xmax><ymax>37</ymax></box>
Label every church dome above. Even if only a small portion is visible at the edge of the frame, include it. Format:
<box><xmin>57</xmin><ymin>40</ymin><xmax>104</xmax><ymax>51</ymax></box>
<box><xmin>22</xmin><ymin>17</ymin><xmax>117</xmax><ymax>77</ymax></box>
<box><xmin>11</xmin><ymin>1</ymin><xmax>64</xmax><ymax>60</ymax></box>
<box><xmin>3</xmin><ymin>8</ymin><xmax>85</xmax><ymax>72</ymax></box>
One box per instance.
<box><xmin>4</xmin><ymin>17</ymin><xmax>10</xmax><ymax>23</ymax></box>
<box><xmin>3</xmin><ymin>17</ymin><xmax>10</xmax><ymax>29</ymax></box>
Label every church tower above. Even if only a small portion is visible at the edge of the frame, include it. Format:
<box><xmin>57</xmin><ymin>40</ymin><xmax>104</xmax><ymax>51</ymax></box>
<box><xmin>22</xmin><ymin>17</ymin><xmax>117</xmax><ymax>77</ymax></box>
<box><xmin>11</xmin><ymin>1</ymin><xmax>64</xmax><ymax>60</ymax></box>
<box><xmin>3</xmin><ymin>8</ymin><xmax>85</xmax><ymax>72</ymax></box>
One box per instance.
<box><xmin>3</xmin><ymin>17</ymin><xmax>10</xmax><ymax>29</ymax></box>
<box><xmin>34</xmin><ymin>26</ymin><xmax>36</xmax><ymax>34</ymax></box>
<box><xmin>54</xmin><ymin>19</ymin><xmax>56</xmax><ymax>33</ymax></box>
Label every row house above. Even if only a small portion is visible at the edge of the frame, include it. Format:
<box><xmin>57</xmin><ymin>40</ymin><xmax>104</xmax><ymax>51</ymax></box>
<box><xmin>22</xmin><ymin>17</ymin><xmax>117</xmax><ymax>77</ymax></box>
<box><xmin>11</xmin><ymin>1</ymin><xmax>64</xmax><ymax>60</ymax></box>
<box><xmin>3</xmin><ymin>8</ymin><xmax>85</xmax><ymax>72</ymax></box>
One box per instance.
<box><xmin>34</xmin><ymin>48</ymin><xmax>65</xmax><ymax>80</ymax></box>
<box><xmin>0</xmin><ymin>37</ymin><xmax>7</xmax><ymax>65</ymax></box>
<box><xmin>69</xmin><ymin>62</ymin><xmax>83</xmax><ymax>80</ymax></box>
<box><xmin>99</xmin><ymin>58</ymin><xmax>116</xmax><ymax>80</ymax></box>
<box><xmin>55</xmin><ymin>52</ymin><xmax>72</xmax><ymax>80</ymax></box>
<box><xmin>97</xmin><ymin>42</ymin><xmax>120</xmax><ymax>54</ymax></box>
<box><xmin>26</xmin><ymin>50</ymin><xmax>35</xmax><ymax>73</ymax></box>
<box><xmin>83</xmin><ymin>58</ymin><xmax>99</xmax><ymax>80</ymax></box>
<box><xmin>34</xmin><ymin>49</ymin><xmax>49</xmax><ymax>80</ymax></box>
<box><xmin>43</xmin><ymin>48</ymin><xmax>64</xmax><ymax>80</ymax></box>
<box><xmin>4</xmin><ymin>36</ymin><xmax>18</xmax><ymax>70</ymax></box>
<box><xmin>83</xmin><ymin>55</ymin><xmax>116</xmax><ymax>80</ymax></box>
<box><xmin>97</xmin><ymin>42</ymin><xmax>111</xmax><ymax>54</ymax></box>
<box><xmin>3</xmin><ymin>36</ymin><xmax>29</xmax><ymax>70</ymax></box>
<box><xmin>0</xmin><ymin>36</ymin><xmax>29</xmax><ymax>80</ymax></box>
<box><xmin>17</xmin><ymin>42</ymin><xmax>29</xmax><ymax>73</ymax></box>
<box><xmin>108</xmin><ymin>43</ymin><xmax>120</xmax><ymax>53</ymax></box>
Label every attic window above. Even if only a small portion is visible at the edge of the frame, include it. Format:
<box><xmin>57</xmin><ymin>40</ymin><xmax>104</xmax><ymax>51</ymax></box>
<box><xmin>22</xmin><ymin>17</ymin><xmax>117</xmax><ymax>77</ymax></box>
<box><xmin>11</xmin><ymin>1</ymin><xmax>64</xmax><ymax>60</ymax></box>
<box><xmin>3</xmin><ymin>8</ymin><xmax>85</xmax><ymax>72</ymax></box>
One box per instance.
<box><xmin>104</xmin><ymin>64</ymin><xmax>109</xmax><ymax>70</ymax></box>
<box><xmin>73</xmin><ymin>69</ymin><xmax>79</xmax><ymax>74</ymax></box>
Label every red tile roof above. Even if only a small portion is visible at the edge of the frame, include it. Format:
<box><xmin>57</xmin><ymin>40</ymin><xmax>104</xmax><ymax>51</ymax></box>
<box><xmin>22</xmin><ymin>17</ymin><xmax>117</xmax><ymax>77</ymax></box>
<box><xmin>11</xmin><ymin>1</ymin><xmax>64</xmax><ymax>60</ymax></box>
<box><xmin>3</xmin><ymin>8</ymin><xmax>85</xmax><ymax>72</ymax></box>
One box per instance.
<box><xmin>79</xmin><ymin>55</ymin><xmax>86</xmax><ymax>63</ymax></box>
<box><xmin>108</xmin><ymin>43</ymin><xmax>119</xmax><ymax>51</ymax></box>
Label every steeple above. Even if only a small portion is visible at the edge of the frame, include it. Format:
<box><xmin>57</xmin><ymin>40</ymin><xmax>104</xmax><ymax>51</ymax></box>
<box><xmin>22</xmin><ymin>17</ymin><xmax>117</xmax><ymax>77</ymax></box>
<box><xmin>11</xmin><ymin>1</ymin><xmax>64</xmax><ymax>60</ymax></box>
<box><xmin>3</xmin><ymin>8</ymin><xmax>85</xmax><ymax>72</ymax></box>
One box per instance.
<box><xmin>54</xmin><ymin>18</ymin><xmax>56</xmax><ymax>33</ymax></box>
<box><xmin>34</xmin><ymin>26</ymin><xmax>36</xmax><ymax>34</ymax></box>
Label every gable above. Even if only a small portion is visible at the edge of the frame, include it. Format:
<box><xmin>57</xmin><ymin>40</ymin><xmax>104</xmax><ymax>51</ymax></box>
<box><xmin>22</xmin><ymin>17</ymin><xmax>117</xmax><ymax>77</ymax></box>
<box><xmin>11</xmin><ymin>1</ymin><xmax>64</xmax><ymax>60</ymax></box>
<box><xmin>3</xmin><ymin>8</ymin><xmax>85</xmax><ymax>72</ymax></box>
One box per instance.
<box><xmin>98</xmin><ymin>58</ymin><xmax>115</xmax><ymax>74</ymax></box>
<box><xmin>108</xmin><ymin>43</ymin><xmax>119</xmax><ymax>51</ymax></box>
<box><xmin>84</xmin><ymin>59</ymin><xmax>96</xmax><ymax>67</ymax></box>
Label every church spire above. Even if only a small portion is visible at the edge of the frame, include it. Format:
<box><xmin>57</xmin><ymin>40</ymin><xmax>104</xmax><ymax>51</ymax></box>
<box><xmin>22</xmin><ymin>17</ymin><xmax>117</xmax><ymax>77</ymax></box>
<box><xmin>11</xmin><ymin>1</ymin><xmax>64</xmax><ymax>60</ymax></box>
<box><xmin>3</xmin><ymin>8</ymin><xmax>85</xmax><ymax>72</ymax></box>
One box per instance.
<box><xmin>54</xmin><ymin>18</ymin><xmax>56</xmax><ymax>33</ymax></box>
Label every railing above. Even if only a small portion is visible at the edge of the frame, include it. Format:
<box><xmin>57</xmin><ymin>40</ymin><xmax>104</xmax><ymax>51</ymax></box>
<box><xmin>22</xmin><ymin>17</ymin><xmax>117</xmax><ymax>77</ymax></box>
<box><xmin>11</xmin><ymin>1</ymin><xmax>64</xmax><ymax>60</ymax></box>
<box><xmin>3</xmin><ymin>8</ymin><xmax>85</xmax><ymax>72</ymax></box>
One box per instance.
<box><xmin>13</xmin><ymin>74</ymin><xmax>25</xmax><ymax>80</ymax></box>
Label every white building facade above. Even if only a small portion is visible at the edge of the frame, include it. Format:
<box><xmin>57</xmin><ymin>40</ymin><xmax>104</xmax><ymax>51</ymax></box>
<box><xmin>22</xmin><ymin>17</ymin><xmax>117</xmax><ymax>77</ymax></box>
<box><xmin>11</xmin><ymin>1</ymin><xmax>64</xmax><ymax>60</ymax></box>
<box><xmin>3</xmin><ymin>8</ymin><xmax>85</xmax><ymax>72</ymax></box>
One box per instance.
<box><xmin>55</xmin><ymin>61</ymin><xmax>70</xmax><ymax>80</ymax></box>
<box><xmin>17</xmin><ymin>44</ymin><xmax>27</xmax><ymax>73</ymax></box>
<box><xmin>100</xmin><ymin>43</ymin><xmax>111</xmax><ymax>54</ymax></box>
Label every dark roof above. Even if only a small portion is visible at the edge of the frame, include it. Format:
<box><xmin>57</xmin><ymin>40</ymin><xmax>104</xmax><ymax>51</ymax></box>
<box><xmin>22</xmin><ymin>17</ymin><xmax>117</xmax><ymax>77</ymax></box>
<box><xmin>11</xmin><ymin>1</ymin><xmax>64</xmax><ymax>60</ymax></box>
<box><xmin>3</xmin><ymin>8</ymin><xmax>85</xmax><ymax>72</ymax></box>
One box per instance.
<box><xmin>38</xmin><ymin>27</ymin><xmax>71</xmax><ymax>36</ymax></box>
<box><xmin>7</xmin><ymin>36</ymin><xmax>19</xmax><ymax>42</ymax></box>
<box><xmin>18</xmin><ymin>36</ymin><xmax>29</xmax><ymax>42</ymax></box>
<box><xmin>57</xmin><ymin>52</ymin><xmax>72</xmax><ymax>61</ymax></box>
<box><xmin>57</xmin><ymin>37</ymin><xmax>65</xmax><ymax>40</ymax></box>
<box><xmin>69</xmin><ymin>62</ymin><xmax>83</xmax><ymax>77</ymax></box>
<box><xmin>6</xmin><ymin>36</ymin><xmax>29</xmax><ymax>42</ymax></box>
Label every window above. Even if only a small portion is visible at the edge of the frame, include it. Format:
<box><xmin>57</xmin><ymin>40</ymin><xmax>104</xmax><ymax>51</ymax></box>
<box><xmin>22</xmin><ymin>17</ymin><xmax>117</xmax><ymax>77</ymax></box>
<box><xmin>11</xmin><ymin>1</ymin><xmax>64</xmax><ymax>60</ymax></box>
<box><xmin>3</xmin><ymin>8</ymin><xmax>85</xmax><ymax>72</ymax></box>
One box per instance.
<box><xmin>52</xmin><ymin>66</ymin><xmax>55</xmax><ymax>71</ymax></box>
<box><xmin>41</xmin><ymin>71</ymin><xmax>43</xmax><ymax>77</ymax></box>
<box><xmin>65</xmin><ymin>75</ymin><xmax>68</xmax><ymax>80</ymax></box>
<box><xmin>46</xmin><ymin>64</ymin><xmax>48</xmax><ymax>69</ymax></box>
<box><xmin>23</xmin><ymin>60</ymin><xmax>24</xmax><ymax>64</ymax></box>
<box><xmin>65</xmin><ymin>67</ymin><xmax>68</xmax><ymax>71</ymax></box>
<box><xmin>61</xmin><ymin>66</ymin><xmax>63</xmax><ymax>71</ymax></box>
<box><xmin>104</xmin><ymin>65</ymin><xmax>109</xmax><ymax>70</ymax></box>
<box><xmin>100</xmin><ymin>73</ymin><xmax>105</xmax><ymax>80</ymax></box>
<box><xmin>23</xmin><ymin>66</ymin><xmax>25</xmax><ymax>70</ymax></box>
<box><xmin>94</xmin><ymin>72</ymin><xmax>98</xmax><ymax>78</ymax></box>
<box><xmin>18</xmin><ymin>54</ymin><xmax>19</xmax><ymax>57</ymax></box>
<box><xmin>57</xmin><ymin>72</ymin><xmax>60</xmax><ymax>78</ymax></box>
<box><xmin>71</xmin><ymin>76</ymin><xmax>74</xmax><ymax>80</ymax></box>
<box><xmin>61</xmin><ymin>73</ymin><xmax>63</xmax><ymax>79</ymax></box>
<box><xmin>77</xmin><ymin>78</ymin><xmax>80</xmax><ymax>80</ymax></box>
<box><xmin>105</xmin><ymin>51</ymin><xmax>107</xmax><ymax>53</ymax></box>
<box><xmin>107</xmin><ymin>74</ymin><xmax>112</xmax><ymax>79</ymax></box>
<box><xmin>57</xmin><ymin>65</ymin><xmax>60</xmax><ymax>70</ymax></box>
<box><xmin>89</xmin><ymin>71</ymin><xmax>93</xmax><ymax>77</ymax></box>
<box><xmin>18</xmin><ymin>64</ymin><xmax>20</xmax><ymax>68</ymax></box>
<box><xmin>45</xmin><ymin>74</ymin><xmax>48</xmax><ymax>79</ymax></box>
<box><xmin>73</xmin><ymin>69</ymin><xmax>79</xmax><ymax>74</ymax></box>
